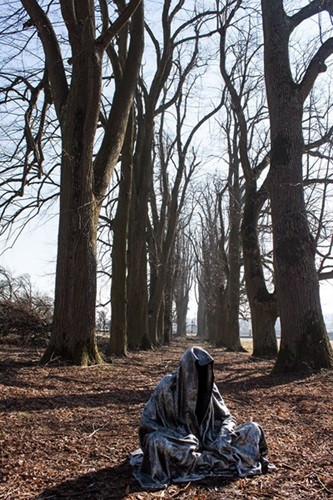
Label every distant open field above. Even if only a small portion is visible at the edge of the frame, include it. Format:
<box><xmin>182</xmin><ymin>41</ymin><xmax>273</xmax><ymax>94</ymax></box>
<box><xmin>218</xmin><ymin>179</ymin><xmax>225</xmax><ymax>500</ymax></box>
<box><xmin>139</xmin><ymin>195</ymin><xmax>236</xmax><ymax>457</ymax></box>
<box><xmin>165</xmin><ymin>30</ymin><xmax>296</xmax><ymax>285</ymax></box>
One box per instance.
<box><xmin>240</xmin><ymin>338</ymin><xmax>333</xmax><ymax>350</ymax></box>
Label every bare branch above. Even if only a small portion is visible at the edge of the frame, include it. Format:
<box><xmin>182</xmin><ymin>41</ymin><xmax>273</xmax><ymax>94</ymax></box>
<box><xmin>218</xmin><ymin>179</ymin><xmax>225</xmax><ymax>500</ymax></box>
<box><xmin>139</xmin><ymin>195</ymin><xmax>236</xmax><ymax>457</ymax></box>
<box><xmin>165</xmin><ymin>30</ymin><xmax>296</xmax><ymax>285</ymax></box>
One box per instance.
<box><xmin>288</xmin><ymin>0</ymin><xmax>333</xmax><ymax>33</ymax></box>
<box><xmin>20</xmin><ymin>0</ymin><xmax>68</xmax><ymax>119</ymax></box>
<box><xmin>96</xmin><ymin>0</ymin><xmax>142</xmax><ymax>52</ymax></box>
<box><xmin>300</xmin><ymin>37</ymin><xmax>333</xmax><ymax>102</ymax></box>
<box><xmin>319</xmin><ymin>270</ymin><xmax>333</xmax><ymax>280</ymax></box>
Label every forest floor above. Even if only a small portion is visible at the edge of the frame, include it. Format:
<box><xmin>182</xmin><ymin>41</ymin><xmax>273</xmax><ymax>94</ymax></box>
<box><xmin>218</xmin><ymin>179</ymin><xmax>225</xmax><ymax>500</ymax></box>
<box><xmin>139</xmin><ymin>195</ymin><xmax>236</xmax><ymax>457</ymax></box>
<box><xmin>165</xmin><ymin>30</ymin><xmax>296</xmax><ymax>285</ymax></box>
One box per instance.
<box><xmin>0</xmin><ymin>336</ymin><xmax>333</xmax><ymax>500</ymax></box>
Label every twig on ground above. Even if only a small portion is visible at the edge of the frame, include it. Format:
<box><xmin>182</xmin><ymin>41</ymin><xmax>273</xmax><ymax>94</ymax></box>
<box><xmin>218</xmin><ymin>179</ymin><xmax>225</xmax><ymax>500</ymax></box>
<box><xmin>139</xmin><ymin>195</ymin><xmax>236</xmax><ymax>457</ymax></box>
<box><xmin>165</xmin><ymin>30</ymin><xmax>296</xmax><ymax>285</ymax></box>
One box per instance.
<box><xmin>88</xmin><ymin>422</ymin><xmax>109</xmax><ymax>438</ymax></box>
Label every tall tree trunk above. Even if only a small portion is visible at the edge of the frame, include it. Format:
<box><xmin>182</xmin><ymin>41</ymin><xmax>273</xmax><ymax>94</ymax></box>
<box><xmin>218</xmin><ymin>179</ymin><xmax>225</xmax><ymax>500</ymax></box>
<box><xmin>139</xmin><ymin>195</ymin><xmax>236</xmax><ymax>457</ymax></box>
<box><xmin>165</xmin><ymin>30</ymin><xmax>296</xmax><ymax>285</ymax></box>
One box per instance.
<box><xmin>163</xmin><ymin>268</ymin><xmax>174</xmax><ymax>344</ymax></box>
<box><xmin>41</xmin><ymin>20</ymin><xmax>103</xmax><ymax>365</ymax></box>
<box><xmin>216</xmin><ymin>162</ymin><xmax>243</xmax><ymax>351</ymax></box>
<box><xmin>148</xmin><ymin>239</ymin><xmax>178</xmax><ymax>343</ymax></box>
<box><xmin>262</xmin><ymin>0</ymin><xmax>333</xmax><ymax>372</ymax></box>
<box><xmin>219</xmin><ymin>16</ymin><xmax>276</xmax><ymax>355</ymax></box>
<box><xmin>197</xmin><ymin>280</ymin><xmax>206</xmax><ymax>339</ymax></box>
<box><xmin>28</xmin><ymin>0</ymin><xmax>144</xmax><ymax>365</ymax></box>
<box><xmin>127</xmin><ymin>106</ymin><xmax>153</xmax><ymax>349</ymax></box>
<box><xmin>242</xmin><ymin>184</ymin><xmax>278</xmax><ymax>357</ymax></box>
<box><xmin>148</xmin><ymin>144</ymin><xmax>188</xmax><ymax>344</ymax></box>
<box><xmin>176</xmin><ymin>289</ymin><xmax>189</xmax><ymax>337</ymax></box>
<box><xmin>216</xmin><ymin>287</ymin><xmax>228</xmax><ymax>347</ymax></box>
<box><xmin>207</xmin><ymin>309</ymin><xmax>217</xmax><ymax>343</ymax></box>
<box><xmin>157</xmin><ymin>296</ymin><xmax>165</xmax><ymax>344</ymax></box>
<box><xmin>127</xmin><ymin>181</ymin><xmax>150</xmax><ymax>349</ymax></box>
<box><xmin>43</xmin><ymin>150</ymin><xmax>102</xmax><ymax>365</ymax></box>
<box><xmin>226</xmin><ymin>169</ymin><xmax>243</xmax><ymax>351</ymax></box>
<box><xmin>109</xmin><ymin>111</ymin><xmax>135</xmax><ymax>355</ymax></box>
<box><xmin>148</xmin><ymin>251</ymin><xmax>160</xmax><ymax>344</ymax></box>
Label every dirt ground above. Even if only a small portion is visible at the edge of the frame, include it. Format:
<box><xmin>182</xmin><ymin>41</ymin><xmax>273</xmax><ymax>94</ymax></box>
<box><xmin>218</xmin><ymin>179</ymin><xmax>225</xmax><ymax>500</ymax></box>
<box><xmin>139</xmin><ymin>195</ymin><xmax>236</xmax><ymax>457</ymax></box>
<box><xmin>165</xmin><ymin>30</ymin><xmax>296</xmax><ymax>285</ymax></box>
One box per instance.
<box><xmin>0</xmin><ymin>336</ymin><xmax>332</xmax><ymax>499</ymax></box>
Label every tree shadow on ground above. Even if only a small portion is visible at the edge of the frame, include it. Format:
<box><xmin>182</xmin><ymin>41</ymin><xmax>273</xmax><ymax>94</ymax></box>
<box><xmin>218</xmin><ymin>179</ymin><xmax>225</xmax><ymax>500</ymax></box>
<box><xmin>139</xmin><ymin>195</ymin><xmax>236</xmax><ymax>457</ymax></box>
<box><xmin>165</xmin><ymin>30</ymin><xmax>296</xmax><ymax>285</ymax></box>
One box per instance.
<box><xmin>1</xmin><ymin>387</ymin><xmax>151</xmax><ymax>413</ymax></box>
<box><xmin>37</xmin><ymin>459</ymin><xmax>237</xmax><ymax>500</ymax></box>
<box><xmin>213</xmin><ymin>362</ymin><xmax>314</xmax><ymax>391</ymax></box>
<box><xmin>37</xmin><ymin>460</ymin><xmax>134</xmax><ymax>499</ymax></box>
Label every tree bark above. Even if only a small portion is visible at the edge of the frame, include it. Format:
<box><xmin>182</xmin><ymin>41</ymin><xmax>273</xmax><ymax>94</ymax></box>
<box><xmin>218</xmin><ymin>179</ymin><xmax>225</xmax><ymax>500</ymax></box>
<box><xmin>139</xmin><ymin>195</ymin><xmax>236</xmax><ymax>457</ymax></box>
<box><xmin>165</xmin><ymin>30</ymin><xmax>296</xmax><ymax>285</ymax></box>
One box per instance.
<box><xmin>31</xmin><ymin>0</ymin><xmax>145</xmax><ymax>364</ymax></box>
<box><xmin>127</xmin><ymin>174</ymin><xmax>150</xmax><ymax>349</ymax></box>
<box><xmin>218</xmin><ymin>14</ymin><xmax>276</xmax><ymax>355</ymax></box>
<box><xmin>242</xmin><ymin>184</ymin><xmax>278</xmax><ymax>357</ymax></box>
<box><xmin>216</xmin><ymin>159</ymin><xmax>243</xmax><ymax>351</ymax></box>
<box><xmin>176</xmin><ymin>290</ymin><xmax>189</xmax><ymax>337</ymax></box>
<box><xmin>197</xmin><ymin>279</ymin><xmax>206</xmax><ymax>339</ymax></box>
<box><xmin>163</xmin><ymin>268</ymin><xmax>174</xmax><ymax>344</ymax></box>
<box><xmin>109</xmin><ymin>110</ymin><xmax>135</xmax><ymax>356</ymax></box>
<box><xmin>41</xmin><ymin>4</ymin><xmax>103</xmax><ymax>365</ymax></box>
<box><xmin>148</xmin><ymin>176</ymin><xmax>183</xmax><ymax>344</ymax></box>
<box><xmin>262</xmin><ymin>0</ymin><xmax>333</xmax><ymax>371</ymax></box>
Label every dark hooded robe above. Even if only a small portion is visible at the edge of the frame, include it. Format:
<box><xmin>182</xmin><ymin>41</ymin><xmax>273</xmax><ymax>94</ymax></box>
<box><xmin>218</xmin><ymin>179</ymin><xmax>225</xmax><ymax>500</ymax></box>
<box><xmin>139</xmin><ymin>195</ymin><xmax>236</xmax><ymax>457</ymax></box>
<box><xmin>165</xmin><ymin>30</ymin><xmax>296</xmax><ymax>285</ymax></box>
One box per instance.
<box><xmin>131</xmin><ymin>346</ymin><xmax>272</xmax><ymax>489</ymax></box>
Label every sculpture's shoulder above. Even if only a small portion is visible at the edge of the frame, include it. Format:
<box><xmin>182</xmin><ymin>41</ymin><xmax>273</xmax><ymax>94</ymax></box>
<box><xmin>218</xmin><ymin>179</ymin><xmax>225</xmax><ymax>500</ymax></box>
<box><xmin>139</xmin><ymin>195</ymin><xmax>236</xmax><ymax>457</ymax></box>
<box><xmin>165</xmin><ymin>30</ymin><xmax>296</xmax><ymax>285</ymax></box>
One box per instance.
<box><xmin>141</xmin><ymin>373</ymin><xmax>177</xmax><ymax>426</ymax></box>
<box><xmin>153</xmin><ymin>373</ymin><xmax>176</xmax><ymax>397</ymax></box>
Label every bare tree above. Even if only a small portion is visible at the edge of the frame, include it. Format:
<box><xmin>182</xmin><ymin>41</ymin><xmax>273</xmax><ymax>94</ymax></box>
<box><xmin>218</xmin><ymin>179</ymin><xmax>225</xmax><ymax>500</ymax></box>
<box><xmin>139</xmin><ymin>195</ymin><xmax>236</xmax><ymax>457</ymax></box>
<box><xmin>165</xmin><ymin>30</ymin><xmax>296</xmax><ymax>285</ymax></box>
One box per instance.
<box><xmin>148</xmin><ymin>73</ymin><xmax>222</xmax><ymax>345</ymax></box>
<box><xmin>215</xmin><ymin>109</ymin><xmax>244</xmax><ymax>351</ymax></box>
<box><xmin>0</xmin><ymin>268</ymin><xmax>52</xmax><ymax>341</ymax></box>
<box><xmin>194</xmin><ymin>178</ymin><xmax>229</xmax><ymax>343</ymax></box>
<box><xmin>126</xmin><ymin>1</ymin><xmax>219</xmax><ymax>349</ymax></box>
<box><xmin>303</xmin><ymin>91</ymin><xmax>333</xmax><ymax>284</ymax></box>
<box><xmin>0</xmin><ymin>1</ymin><xmax>144</xmax><ymax>364</ymax></box>
<box><xmin>217</xmin><ymin>0</ymin><xmax>278</xmax><ymax>356</ymax></box>
<box><xmin>109</xmin><ymin>109</ymin><xmax>135</xmax><ymax>355</ymax></box>
<box><xmin>261</xmin><ymin>0</ymin><xmax>333</xmax><ymax>371</ymax></box>
<box><xmin>173</xmin><ymin>227</ymin><xmax>194</xmax><ymax>338</ymax></box>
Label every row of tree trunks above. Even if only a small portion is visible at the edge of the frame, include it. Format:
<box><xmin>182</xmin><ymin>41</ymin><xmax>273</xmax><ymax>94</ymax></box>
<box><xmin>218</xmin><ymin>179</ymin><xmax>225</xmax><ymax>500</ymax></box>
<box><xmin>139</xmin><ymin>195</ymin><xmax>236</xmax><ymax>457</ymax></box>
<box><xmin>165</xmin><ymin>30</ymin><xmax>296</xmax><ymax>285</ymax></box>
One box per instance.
<box><xmin>126</xmin><ymin>0</ymin><xmax>179</xmax><ymax>349</ymax></box>
<box><xmin>126</xmin><ymin>104</ymin><xmax>152</xmax><ymax>350</ymax></box>
<box><xmin>174</xmin><ymin>232</ymin><xmax>192</xmax><ymax>339</ymax></box>
<box><xmin>216</xmin><ymin>132</ymin><xmax>243</xmax><ymax>351</ymax></box>
<box><xmin>124</xmin><ymin>3</ymin><xmax>208</xmax><ymax>350</ymax></box>
<box><xmin>26</xmin><ymin>0</ymin><xmax>333</xmax><ymax>371</ymax></box>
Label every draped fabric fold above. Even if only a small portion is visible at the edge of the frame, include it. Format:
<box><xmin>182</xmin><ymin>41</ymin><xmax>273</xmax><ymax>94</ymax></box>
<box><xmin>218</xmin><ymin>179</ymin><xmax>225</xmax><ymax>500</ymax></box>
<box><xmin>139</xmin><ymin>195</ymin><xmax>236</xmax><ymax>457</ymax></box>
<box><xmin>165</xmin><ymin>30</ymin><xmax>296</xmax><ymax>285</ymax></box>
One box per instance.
<box><xmin>131</xmin><ymin>346</ymin><xmax>273</xmax><ymax>489</ymax></box>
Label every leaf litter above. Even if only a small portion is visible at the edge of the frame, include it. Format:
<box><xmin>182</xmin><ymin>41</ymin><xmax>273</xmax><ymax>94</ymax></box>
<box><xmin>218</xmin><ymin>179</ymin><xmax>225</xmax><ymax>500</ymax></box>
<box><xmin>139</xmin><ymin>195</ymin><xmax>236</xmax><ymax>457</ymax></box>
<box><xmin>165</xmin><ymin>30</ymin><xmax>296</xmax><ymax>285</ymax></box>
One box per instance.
<box><xmin>0</xmin><ymin>337</ymin><xmax>332</xmax><ymax>499</ymax></box>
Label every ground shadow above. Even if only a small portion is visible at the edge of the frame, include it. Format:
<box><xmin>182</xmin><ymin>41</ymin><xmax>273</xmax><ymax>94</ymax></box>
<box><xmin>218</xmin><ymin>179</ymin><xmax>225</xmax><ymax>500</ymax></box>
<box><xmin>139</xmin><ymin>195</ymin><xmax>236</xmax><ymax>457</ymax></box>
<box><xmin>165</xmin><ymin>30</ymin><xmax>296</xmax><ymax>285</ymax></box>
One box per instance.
<box><xmin>37</xmin><ymin>460</ymin><xmax>134</xmax><ymax>499</ymax></box>
<box><xmin>37</xmin><ymin>459</ymin><xmax>237</xmax><ymax>499</ymax></box>
<box><xmin>1</xmin><ymin>387</ymin><xmax>151</xmax><ymax>413</ymax></box>
<box><xmin>213</xmin><ymin>362</ymin><xmax>314</xmax><ymax>391</ymax></box>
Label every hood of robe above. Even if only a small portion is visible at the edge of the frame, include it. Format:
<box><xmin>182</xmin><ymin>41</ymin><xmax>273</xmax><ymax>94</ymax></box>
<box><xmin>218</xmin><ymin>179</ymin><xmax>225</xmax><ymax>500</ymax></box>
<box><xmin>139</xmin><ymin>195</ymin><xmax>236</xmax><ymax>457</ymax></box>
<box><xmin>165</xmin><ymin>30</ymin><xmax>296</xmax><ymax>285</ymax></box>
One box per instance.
<box><xmin>176</xmin><ymin>346</ymin><xmax>215</xmax><ymax>434</ymax></box>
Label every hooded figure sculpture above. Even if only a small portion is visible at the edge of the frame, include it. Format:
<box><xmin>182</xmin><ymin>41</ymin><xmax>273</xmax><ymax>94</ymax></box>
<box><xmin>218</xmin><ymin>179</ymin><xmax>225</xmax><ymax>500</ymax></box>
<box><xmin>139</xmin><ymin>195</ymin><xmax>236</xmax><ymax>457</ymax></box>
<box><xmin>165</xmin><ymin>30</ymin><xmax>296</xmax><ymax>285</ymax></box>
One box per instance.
<box><xmin>131</xmin><ymin>346</ymin><xmax>272</xmax><ymax>489</ymax></box>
